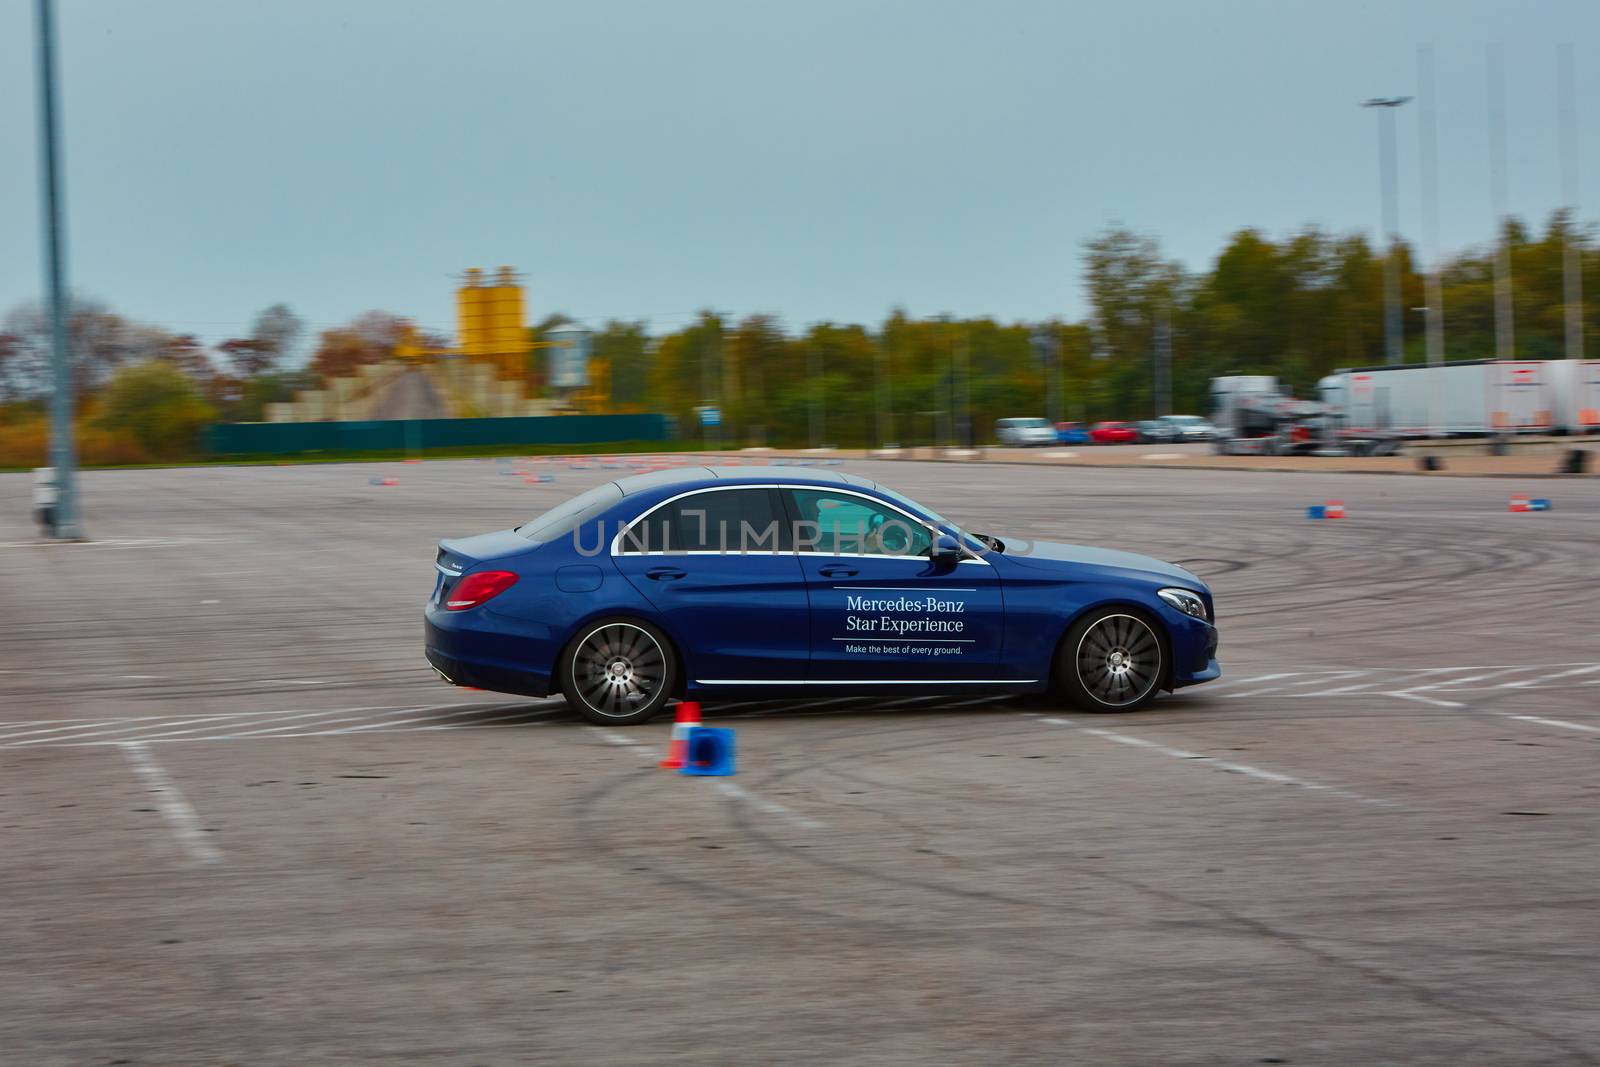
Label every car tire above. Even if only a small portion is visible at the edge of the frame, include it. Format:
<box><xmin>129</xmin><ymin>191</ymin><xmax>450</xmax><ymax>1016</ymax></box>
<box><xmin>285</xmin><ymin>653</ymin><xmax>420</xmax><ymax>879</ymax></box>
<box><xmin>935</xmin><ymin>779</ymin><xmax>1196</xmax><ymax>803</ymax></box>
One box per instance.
<box><xmin>560</xmin><ymin>617</ymin><xmax>678</xmax><ymax>725</ymax></box>
<box><xmin>1055</xmin><ymin>607</ymin><xmax>1167</xmax><ymax>713</ymax></box>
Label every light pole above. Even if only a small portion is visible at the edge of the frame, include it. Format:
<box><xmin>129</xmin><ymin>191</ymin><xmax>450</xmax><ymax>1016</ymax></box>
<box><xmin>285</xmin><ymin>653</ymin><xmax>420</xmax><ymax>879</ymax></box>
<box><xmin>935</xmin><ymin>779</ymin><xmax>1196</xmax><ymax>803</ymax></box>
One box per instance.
<box><xmin>700</xmin><ymin>317</ymin><xmax>720</xmax><ymax>453</ymax></box>
<box><xmin>1559</xmin><ymin>44</ymin><xmax>1583</xmax><ymax>362</ymax></box>
<box><xmin>874</xmin><ymin>336</ymin><xmax>890</xmax><ymax>449</ymax></box>
<box><xmin>1153</xmin><ymin>309</ymin><xmax>1173</xmax><ymax>417</ymax></box>
<box><xmin>1363</xmin><ymin>96</ymin><xmax>1411</xmax><ymax>366</ymax></box>
<box><xmin>956</xmin><ymin>332</ymin><xmax>971</xmax><ymax>449</ymax></box>
<box><xmin>1418</xmin><ymin>47</ymin><xmax>1446</xmax><ymax>438</ymax></box>
<box><xmin>807</xmin><ymin>338</ymin><xmax>822</xmax><ymax>450</ymax></box>
<box><xmin>34</xmin><ymin>0</ymin><xmax>81</xmax><ymax>538</ymax></box>
<box><xmin>1487</xmin><ymin>46</ymin><xmax>1514</xmax><ymax>362</ymax></box>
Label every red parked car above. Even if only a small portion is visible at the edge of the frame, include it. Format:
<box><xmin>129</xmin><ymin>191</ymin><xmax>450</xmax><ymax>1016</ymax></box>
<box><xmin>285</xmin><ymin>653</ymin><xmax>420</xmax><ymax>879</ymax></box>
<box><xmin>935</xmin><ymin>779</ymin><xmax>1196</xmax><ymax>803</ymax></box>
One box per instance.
<box><xmin>1089</xmin><ymin>421</ymin><xmax>1139</xmax><ymax>444</ymax></box>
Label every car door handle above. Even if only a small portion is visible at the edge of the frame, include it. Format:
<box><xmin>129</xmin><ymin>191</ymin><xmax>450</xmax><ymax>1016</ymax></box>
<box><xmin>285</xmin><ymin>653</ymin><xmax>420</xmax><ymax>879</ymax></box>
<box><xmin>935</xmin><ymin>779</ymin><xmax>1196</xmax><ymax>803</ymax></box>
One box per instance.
<box><xmin>645</xmin><ymin>566</ymin><xmax>686</xmax><ymax>581</ymax></box>
<box><xmin>819</xmin><ymin>565</ymin><xmax>858</xmax><ymax>578</ymax></box>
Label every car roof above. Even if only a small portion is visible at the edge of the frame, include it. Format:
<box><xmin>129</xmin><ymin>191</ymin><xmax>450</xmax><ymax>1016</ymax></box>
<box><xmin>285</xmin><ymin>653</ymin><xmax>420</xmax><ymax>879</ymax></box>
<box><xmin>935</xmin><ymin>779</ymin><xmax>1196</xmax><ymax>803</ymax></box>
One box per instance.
<box><xmin>611</xmin><ymin>464</ymin><xmax>880</xmax><ymax>497</ymax></box>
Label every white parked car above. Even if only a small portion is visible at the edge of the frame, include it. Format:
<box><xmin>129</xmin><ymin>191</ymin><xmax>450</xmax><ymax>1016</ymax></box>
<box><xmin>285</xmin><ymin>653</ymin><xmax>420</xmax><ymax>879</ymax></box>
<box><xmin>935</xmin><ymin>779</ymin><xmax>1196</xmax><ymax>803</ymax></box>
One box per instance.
<box><xmin>995</xmin><ymin>417</ymin><xmax>1058</xmax><ymax>447</ymax></box>
<box><xmin>1159</xmin><ymin>415</ymin><xmax>1219</xmax><ymax>441</ymax></box>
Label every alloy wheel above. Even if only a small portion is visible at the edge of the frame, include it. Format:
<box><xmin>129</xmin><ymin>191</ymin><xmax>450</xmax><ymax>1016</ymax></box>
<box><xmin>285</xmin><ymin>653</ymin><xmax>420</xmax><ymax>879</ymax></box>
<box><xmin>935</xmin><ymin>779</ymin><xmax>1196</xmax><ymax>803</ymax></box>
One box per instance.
<box><xmin>1076</xmin><ymin>613</ymin><xmax>1161</xmax><ymax>707</ymax></box>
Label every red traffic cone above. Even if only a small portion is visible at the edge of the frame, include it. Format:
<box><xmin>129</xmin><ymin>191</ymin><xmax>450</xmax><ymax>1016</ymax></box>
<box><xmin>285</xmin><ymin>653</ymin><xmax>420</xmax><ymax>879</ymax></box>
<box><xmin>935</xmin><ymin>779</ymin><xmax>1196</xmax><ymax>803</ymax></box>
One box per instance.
<box><xmin>659</xmin><ymin>701</ymin><xmax>702</xmax><ymax>769</ymax></box>
<box><xmin>1325</xmin><ymin>500</ymin><xmax>1345</xmax><ymax>519</ymax></box>
<box><xmin>1509</xmin><ymin>494</ymin><xmax>1530</xmax><ymax>513</ymax></box>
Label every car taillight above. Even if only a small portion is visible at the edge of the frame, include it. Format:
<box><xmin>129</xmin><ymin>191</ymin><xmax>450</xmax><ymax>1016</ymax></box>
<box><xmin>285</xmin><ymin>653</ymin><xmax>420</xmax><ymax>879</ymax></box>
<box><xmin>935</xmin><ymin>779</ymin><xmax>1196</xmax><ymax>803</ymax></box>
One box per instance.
<box><xmin>446</xmin><ymin>570</ymin><xmax>518</xmax><ymax>611</ymax></box>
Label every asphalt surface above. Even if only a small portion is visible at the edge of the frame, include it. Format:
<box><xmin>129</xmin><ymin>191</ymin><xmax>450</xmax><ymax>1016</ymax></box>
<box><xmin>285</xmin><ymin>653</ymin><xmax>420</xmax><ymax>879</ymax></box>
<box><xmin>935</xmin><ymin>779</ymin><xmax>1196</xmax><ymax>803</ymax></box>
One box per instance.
<box><xmin>2</xmin><ymin>456</ymin><xmax>1598</xmax><ymax>1066</ymax></box>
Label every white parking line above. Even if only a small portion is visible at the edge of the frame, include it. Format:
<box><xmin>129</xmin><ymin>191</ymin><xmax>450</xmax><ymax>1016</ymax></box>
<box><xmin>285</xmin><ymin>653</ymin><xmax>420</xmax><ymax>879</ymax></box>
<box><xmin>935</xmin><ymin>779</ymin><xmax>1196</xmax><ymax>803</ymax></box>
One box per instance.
<box><xmin>712</xmin><ymin>780</ymin><xmax>827</xmax><ymax>831</ymax></box>
<box><xmin>1502</xmin><ymin>665</ymin><xmax>1600</xmax><ymax>689</ymax></box>
<box><xmin>1197</xmin><ymin>672</ymin><xmax>1303</xmax><ymax>692</ymax></box>
<box><xmin>1</xmin><ymin>708</ymin><xmax>345</xmax><ymax>747</ymax></box>
<box><xmin>0</xmin><ymin>719</ymin><xmax>142</xmax><ymax>743</ymax></box>
<box><xmin>1316</xmin><ymin>680</ymin><xmax>1382</xmax><ymax>695</ymax></box>
<box><xmin>96</xmin><ymin>706</ymin><xmax>412</xmax><ymax>745</ymax></box>
<box><xmin>119</xmin><ymin>742</ymin><xmax>222</xmax><ymax>867</ymax></box>
<box><xmin>1385</xmin><ymin>691</ymin><xmax>1466</xmax><ymax>709</ymax></box>
<box><xmin>1502</xmin><ymin>714</ymin><xmax>1600</xmax><ymax>735</ymax></box>
<box><xmin>1420</xmin><ymin>666</ymin><xmax>1533</xmax><ymax>691</ymax></box>
<box><xmin>208</xmin><ymin>702</ymin><xmax>523</xmax><ymax>740</ymax></box>
<box><xmin>589</xmin><ymin>726</ymin><xmax>656</xmax><ymax>755</ymax></box>
<box><xmin>1033</xmin><ymin>717</ymin><xmax>1396</xmax><ymax>807</ymax></box>
<box><xmin>1232</xmin><ymin>670</ymin><xmax>1369</xmax><ymax>699</ymax></box>
<box><xmin>585</xmin><ymin>726</ymin><xmax>825</xmax><ymax>830</ymax></box>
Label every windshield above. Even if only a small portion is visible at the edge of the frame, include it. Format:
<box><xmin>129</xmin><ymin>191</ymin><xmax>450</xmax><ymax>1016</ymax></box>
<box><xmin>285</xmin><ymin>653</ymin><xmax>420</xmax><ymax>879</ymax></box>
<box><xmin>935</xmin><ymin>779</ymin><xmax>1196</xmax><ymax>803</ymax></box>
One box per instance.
<box><xmin>516</xmin><ymin>483</ymin><xmax>623</xmax><ymax>542</ymax></box>
<box><xmin>871</xmin><ymin>485</ymin><xmax>993</xmax><ymax>554</ymax></box>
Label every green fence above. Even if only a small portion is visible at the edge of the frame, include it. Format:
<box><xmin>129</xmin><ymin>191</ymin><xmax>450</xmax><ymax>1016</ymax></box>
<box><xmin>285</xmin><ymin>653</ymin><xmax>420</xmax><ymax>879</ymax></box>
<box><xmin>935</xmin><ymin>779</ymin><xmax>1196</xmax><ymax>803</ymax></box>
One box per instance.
<box><xmin>206</xmin><ymin>414</ymin><xmax>672</xmax><ymax>456</ymax></box>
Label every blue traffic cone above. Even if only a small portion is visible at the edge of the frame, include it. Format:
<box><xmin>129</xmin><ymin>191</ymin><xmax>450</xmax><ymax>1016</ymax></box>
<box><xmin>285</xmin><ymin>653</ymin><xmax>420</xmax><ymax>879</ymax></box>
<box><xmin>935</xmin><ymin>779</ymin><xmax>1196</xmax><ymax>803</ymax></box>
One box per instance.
<box><xmin>679</xmin><ymin>726</ymin><xmax>736</xmax><ymax>776</ymax></box>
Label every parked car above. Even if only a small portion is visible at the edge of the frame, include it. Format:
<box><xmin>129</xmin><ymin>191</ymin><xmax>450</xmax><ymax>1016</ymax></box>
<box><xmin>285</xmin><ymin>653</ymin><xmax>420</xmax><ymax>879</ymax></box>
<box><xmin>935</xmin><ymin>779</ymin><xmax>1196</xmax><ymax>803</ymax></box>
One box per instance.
<box><xmin>1136</xmin><ymin>420</ymin><xmax>1179</xmax><ymax>444</ymax></box>
<box><xmin>1159</xmin><ymin>414</ymin><xmax>1220</xmax><ymax>442</ymax></box>
<box><xmin>995</xmin><ymin>417</ymin><xmax>1058</xmax><ymax>447</ymax></box>
<box><xmin>1089</xmin><ymin>421</ymin><xmax>1139</xmax><ymax>444</ymax></box>
<box><xmin>1055</xmin><ymin>421</ymin><xmax>1090</xmax><ymax>444</ymax></box>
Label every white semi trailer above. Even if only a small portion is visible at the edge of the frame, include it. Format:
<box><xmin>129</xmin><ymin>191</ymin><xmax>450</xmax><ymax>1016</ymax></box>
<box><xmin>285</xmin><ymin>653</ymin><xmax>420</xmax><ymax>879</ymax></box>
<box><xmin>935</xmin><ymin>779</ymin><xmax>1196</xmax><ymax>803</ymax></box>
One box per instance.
<box><xmin>1316</xmin><ymin>359</ymin><xmax>1600</xmax><ymax>439</ymax></box>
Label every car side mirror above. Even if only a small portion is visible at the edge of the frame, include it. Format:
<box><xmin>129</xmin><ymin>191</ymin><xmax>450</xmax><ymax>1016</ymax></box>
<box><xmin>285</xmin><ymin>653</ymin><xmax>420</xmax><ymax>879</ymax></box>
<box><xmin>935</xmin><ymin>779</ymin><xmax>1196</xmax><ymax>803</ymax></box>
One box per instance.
<box><xmin>930</xmin><ymin>533</ymin><xmax>962</xmax><ymax>564</ymax></box>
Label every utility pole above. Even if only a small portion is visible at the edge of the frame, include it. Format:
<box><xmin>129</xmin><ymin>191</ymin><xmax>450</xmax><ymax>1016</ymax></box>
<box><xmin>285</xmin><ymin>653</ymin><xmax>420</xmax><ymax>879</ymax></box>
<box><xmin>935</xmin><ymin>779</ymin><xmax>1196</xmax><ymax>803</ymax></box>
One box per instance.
<box><xmin>1031</xmin><ymin>327</ymin><xmax>1061</xmax><ymax>425</ymax></box>
<box><xmin>1363</xmin><ymin>95</ymin><xmax>1411</xmax><ymax>366</ymax></box>
<box><xmin>956</xmin><ymin>332</ymin><xmax>971</xmax><ymax>448</ymax></box>
<box><xmin>1047</xmin><ymin>334</ymin><xmax>1060</xmax><ymax>425</ymax></box>
<box><xmin>1419</xmin><ymin>45</ymin><xmax>1447</xmax><ymax>436</ymax></box>
<box><xmin>874</xmin><ymin>337</ymin><xmax>890</xmax><ymax>449</ymax></box>
<box><xmin>34</xmin><ymin>0</ymin><xmax>81</xmax><ymax>538</ymax></box>
<box><xmin>700</xmin><ymin>320</ymin><xmax>719</xmax><ymax>452</ymax></box>
<box><xmin>719</xmin><ymin>315</ymin><xmax>736</xmax><ymax>448</ymax></box>
<box><xmin>807</xmin><ymin>339</ymin><xmax>822</xmax><ymax>449</ymax></box>
<box><xmin>1153</xmin><ymin>309</ymin><xmax>1173</xmax><ymax>417</ymax></box>
<box><xmin>1488</xmin><ymin>45</ymin><xmax>1515</xmax><ymax>361</ymax></box>
<box><xmin>1559</xmin><ymin>44</ymin><xmax>1584</xmax><ymax>362</ymax></box>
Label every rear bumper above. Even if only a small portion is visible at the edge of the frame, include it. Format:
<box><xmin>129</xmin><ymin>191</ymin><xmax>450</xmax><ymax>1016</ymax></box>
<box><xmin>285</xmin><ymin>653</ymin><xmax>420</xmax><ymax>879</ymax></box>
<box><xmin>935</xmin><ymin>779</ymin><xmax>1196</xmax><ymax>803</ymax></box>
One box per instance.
<box><xmin>424</xmin><ymin>611</ymin><xmax>553</xmax><ymax>698</ymax></box>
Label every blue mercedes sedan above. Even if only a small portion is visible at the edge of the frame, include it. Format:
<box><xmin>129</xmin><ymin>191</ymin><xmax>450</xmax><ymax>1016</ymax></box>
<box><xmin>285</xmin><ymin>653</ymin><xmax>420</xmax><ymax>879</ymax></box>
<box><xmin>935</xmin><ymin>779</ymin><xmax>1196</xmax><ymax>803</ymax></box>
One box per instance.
<box><xmin>424</xmin><ymin>467</ymin><xmax>1220</xmax><ymax>725</ymax></box>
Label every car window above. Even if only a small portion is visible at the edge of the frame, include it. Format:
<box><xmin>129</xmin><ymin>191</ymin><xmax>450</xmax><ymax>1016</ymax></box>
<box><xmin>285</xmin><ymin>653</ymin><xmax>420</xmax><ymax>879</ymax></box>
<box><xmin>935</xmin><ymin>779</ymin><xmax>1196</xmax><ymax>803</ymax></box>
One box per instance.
<box><xmin>518</xmin><ymin>483</ymin><xmax>623</xmax><ymax>543</ymax></box>
<box><xmin>619</xmin><ymin>488</ymin><xmax>786</xmax><ymax>553</ymax></box>
<box><xmin>672</xmin><ymin>488</ymin><xmax>786</xmax><ymax>552</ymax></box>
<box><xmin>787</xmin><ymin>489</ymin><xmax>933</xmax><ymax>557</ymax></box>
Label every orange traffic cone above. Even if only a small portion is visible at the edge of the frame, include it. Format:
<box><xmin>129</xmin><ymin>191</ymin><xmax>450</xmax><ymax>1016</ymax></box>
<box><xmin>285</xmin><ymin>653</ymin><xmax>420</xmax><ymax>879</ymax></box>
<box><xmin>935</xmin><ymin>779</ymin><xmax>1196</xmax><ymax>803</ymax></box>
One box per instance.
<box><xmin>659</xmin><ymin>701</ymin><xmax>702</xmax><ymax>769</ymax></box>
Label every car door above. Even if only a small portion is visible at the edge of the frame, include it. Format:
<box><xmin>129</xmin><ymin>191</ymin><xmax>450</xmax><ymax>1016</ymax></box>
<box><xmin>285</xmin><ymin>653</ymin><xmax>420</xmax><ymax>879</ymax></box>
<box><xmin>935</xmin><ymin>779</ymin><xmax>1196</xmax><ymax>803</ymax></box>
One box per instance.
<box><xmin>611</xmin><ymin>487</ymin><xmax>810</xmax><ymax>683</ymax></box>
<box><xmin>782</xmin><ymin>487</ymin><xmax>1007</xmax><ymax>683</ymax></box>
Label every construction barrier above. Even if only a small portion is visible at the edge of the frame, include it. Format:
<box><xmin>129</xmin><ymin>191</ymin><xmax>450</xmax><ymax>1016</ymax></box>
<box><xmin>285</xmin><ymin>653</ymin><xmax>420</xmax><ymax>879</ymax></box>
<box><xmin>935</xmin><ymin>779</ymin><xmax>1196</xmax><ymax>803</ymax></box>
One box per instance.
<box><xmin>205</xmin><ymin>413</ymin><xmax>671</xmax><ymax>457</ymax></box>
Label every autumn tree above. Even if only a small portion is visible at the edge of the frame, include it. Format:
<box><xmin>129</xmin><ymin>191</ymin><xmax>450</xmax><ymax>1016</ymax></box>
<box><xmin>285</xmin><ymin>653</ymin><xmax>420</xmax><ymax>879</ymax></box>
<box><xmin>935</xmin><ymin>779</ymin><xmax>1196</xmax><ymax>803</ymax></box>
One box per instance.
<box><xmin>307</xmin><ymin>311</ymin><xmax>406</xmax><ymax>380</ymax></box>
<box><xmin>218</xmin><ymin>304</ymin><xmax>304</xmax><ymax>378</ymax></box>
<box><xmin>96</xmin><ymin>359</ymin><xmax>217</xmax><ymax>459</ymax></box>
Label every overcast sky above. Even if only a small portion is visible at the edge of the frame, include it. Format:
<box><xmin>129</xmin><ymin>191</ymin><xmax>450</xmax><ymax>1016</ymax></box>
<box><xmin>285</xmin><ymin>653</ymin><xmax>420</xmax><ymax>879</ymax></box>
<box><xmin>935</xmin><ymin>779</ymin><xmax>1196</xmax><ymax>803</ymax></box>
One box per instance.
<box><xmin>2</xmin><ymin>0</ymin><xmax>1596</xmax><ymax>350</ymax></box>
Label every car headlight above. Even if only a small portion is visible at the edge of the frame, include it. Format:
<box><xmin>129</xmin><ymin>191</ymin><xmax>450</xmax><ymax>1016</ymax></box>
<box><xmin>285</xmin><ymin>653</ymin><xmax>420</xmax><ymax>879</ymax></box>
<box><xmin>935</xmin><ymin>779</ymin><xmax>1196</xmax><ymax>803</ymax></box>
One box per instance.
<box><xmin>1158</xmin><ymin>587</ymin><xmax>1208</xmax><ymax>620</ymax></box>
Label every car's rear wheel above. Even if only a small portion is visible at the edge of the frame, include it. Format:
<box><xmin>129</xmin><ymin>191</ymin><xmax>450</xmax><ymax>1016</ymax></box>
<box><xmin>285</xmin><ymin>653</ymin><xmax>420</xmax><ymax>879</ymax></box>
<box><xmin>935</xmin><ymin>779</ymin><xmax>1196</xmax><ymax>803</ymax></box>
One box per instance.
<box><xmin>561</xmin><ymin>618</ymin><xmax>677</xmax><ymax>725</ymax></box>
<box><xmin>1056</xmin><ymin>608</ymin><xmax>1166</xmax><ymax>712</ymax></box>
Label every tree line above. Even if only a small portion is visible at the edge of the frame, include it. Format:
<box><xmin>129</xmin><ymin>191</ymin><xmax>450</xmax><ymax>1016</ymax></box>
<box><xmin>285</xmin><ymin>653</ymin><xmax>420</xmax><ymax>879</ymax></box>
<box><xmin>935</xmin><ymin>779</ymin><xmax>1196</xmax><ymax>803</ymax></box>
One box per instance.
<box><xmin>591</xmin><ymin>211</ymin><xmax>1598</xmax><ymax>447</ymax></box>
<box><xmin>1</xmin><ymin>210</ymin><xmax>1595</xmax><ymax>462</ymax></box>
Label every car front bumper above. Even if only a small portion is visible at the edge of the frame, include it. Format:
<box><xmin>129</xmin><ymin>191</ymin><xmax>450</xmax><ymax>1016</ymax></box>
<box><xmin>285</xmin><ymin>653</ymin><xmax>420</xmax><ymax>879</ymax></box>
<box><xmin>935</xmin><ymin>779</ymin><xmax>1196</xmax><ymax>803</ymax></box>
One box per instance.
<box><xmin>1166</xmin><ymin>613</ymin><xmax>1220</xmax><ymax>689</ymax></box>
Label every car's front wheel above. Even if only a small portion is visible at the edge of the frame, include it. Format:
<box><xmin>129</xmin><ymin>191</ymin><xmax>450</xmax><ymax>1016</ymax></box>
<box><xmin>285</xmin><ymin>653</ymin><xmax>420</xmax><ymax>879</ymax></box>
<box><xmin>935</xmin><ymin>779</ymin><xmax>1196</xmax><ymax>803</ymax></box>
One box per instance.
<box><xmin>1056</xmin><ymin>608</ymin><xmax>1166</xmax><ymax>712</ymax></box>
<box><xmin>561</xmin><ymin>618</ymin><xmax>677</xmax><ymax>725</ymax></box>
